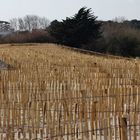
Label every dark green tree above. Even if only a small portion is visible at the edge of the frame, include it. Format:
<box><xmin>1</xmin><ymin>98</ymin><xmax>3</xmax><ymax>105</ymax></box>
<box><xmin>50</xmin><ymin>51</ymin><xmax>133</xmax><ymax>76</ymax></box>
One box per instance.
<box><xmin>48</xmin><ymin>7</ymin><xmax>101</xmax><ymax>47</ymax></box>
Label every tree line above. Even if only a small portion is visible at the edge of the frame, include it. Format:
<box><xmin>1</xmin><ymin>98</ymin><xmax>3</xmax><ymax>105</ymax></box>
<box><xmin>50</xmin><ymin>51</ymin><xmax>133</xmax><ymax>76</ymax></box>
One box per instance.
<box><xmin>0</xmin><ymin>7</ymin><xmax>140</xmax><ymax>58</ymax></box>
<box><xmin>10</xmin><ymin>15</ymin><xmax>50</xmax><ymax>31</ymax></box>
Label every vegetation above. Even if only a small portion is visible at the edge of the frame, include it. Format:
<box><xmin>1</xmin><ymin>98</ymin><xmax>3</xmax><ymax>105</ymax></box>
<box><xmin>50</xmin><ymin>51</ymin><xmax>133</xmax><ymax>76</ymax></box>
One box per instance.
<box><xmin>94</xmin><ymin>21</ymin><xmax>140</xmax><ymax>57</ymax></box>
<box><xmin>0</xmin><ymin>30</ymin><xmax>53</xmax><ymax>43</ymax></box>
<box><xmin>10</xmin><ymin>15</ymin><xmax>50</xmax><ymax>31</ymax></box>
<box><xmin>48</xmin><ymin>7</ymin><xmax>101</xmax><ymax>48</ymax></box>
<box><xmin>1</xmin><ymin>7</ymin><xmax>140</xmax><ymax>57</ymax></box>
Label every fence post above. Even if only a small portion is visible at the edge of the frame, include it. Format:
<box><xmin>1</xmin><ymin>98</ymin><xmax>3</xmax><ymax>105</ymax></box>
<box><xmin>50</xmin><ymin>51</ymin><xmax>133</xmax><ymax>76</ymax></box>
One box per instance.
<box><xmin>120</xmin><ymin>117</ymin><xmax>127</xmax><ymax>140</ymax></box>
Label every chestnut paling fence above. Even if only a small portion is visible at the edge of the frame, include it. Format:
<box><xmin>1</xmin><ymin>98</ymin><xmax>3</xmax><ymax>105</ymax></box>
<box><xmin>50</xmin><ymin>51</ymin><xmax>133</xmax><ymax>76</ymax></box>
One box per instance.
<box><xmin>0</xmin><ymin>44</ymin><xmax>140</xmax><ymax>140</ymax></box>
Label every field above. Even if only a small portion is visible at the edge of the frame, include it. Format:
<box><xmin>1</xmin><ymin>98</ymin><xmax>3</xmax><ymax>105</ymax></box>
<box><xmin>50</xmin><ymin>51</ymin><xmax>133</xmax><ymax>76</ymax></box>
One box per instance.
<box><xmin>0</xmin><ymin>43</ymin><xmax>140</xmax><ymax>140</ymax></box>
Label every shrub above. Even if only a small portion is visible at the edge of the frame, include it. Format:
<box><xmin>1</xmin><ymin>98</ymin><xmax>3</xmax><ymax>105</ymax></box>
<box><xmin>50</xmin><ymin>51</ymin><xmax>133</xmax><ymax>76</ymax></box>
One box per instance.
<box><xmin>0</xmin><ymin>30</ymin><xmax>53</xmax><ymax>44</ymax></box>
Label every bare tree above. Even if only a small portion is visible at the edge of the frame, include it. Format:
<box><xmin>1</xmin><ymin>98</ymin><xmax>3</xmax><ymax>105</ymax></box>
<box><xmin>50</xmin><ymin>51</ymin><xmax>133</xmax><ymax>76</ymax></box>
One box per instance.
<box><xmin>31</xmin><ymin>15</ymin><xmax>38</xmax><ymax>30</ymax></box>
<box><xmin>18</xmin><ymin>18</ymin><xmax>25</xmax><ymax>31</ymax></box>
<box><xmin>24</xmin><ymin>15</ymin><xmax>32</xmax><ymax>31</ymax></box>
<box><xmin>113</xmin><ymin>17</ymin><xmax>127</xmax><ymax>23</ymax></box>
<box><xmin>9</xmin><ymin>18</ymin><xmax>18</xmax><ymax>31</ymax></box>
<box><xmin>23</xmin><ymin>15</ymin><xmax>50</xmax><ymax>31</ymax></box>
<box><xmin>9</xmin><ymin>15</ymin><xmax>50</xmax><ymax>31</ymax></box>
<box><xmin>39</xmin><ymin>17</ymin><xmax>50</xmax><ymax>29</ymax></box>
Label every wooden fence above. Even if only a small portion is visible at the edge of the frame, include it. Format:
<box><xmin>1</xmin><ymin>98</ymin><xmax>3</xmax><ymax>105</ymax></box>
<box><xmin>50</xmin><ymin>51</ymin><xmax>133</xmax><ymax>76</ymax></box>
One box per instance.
<box><xmin>0</xmin><ymin>44</ymin><xmax>139</xmax><ymax>140</ymax></box>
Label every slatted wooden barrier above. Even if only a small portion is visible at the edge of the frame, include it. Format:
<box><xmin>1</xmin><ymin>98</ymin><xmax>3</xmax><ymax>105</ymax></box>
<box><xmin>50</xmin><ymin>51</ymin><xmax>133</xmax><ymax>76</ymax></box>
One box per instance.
<box><xmin>0</xmin><ymin>44</ymin><xmax>139</xmax><ymax>140</ymax></box>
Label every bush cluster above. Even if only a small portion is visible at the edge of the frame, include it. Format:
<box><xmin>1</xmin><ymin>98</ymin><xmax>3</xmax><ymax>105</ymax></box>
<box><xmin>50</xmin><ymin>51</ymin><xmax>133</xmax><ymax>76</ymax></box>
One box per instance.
<box><xmin>0</xmin><ymin>30</ymin><xmax>53</xmax><ymax>44</ymax></box>
<box><xmin>92</xmin><ymin>22</ymin><xmax>140</xmax><ymax>57</ymax></box>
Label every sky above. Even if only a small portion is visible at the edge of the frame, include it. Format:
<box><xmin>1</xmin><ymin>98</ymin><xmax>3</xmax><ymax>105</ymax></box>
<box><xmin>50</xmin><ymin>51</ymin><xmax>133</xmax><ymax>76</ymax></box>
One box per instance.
<box><xmin>0</xmin><ymin>0</ymin><xmax>140</xmax><ymax>22</ymax></box>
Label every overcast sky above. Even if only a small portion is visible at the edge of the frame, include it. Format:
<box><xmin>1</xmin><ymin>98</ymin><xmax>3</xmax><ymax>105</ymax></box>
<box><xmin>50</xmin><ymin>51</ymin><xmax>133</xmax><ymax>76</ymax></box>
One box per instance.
<box><xmin>0</xmin><ymin>0</ymin><xmax>140</xmax><ymax>22</ymax></box>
